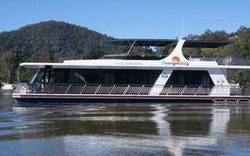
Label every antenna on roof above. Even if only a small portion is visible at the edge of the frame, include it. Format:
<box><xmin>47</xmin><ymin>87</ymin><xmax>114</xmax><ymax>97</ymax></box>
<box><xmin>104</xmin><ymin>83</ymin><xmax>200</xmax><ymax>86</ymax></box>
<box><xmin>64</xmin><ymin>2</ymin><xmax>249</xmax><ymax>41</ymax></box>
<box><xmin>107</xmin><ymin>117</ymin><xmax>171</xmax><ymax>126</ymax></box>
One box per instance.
<box><xmin>180</xmin><ymin>12</ymin><xmax>186</xmax><ymax>39</ymax></box>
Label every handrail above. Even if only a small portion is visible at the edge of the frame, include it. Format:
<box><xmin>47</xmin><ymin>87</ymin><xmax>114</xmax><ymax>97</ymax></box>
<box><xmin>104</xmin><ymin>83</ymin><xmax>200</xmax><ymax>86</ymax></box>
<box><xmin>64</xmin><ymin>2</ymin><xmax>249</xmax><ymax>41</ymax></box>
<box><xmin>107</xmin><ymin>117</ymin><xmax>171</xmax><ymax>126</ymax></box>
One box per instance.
<box><xmin>102</xmin><ymin>54</ymin><xmax>249</xmax><ymax>66</ymax></box>
<box><xmin>189</xmin><ymin>56</ymin><xmax>249</xmax><ymax>66</ymax></box>
<box><xmin>13</xmin><ymin>83</ymin><xmax>247</xmax><ymax>96</ymax></box>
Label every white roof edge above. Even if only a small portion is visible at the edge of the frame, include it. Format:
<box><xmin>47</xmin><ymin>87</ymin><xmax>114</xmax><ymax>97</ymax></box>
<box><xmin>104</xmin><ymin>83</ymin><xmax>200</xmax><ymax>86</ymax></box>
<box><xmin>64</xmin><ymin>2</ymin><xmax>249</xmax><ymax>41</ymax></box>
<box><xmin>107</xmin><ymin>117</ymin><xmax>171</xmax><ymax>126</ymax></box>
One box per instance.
<box><xmin>20</xmin><ymin>61</ymin><xmax>250</xmax><ymax>70</ymax></box>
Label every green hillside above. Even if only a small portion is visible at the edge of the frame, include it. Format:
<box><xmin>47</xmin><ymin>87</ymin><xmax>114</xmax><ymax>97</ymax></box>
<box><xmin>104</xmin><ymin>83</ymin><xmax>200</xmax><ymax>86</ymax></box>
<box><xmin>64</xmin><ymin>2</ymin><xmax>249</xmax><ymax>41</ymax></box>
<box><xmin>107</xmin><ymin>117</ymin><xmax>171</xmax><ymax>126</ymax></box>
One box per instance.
<box><xmin>0</xmin><ymin>21</ymin><xmax>117</xmax><ymax>83</ymax></box>
<box><xmin>0</xmin><ymin>21</ymin><xmax>114</xmax><ymax>61</ymax></box>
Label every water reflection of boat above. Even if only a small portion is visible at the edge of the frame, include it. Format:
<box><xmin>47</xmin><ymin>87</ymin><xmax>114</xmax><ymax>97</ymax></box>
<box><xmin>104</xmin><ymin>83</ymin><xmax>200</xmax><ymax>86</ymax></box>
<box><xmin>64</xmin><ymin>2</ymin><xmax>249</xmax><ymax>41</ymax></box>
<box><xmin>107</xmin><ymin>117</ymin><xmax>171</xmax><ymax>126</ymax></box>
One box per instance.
<box><xmin>12</xmin><ymin>39</ymin><xmax>250</xmax><ymax>103</ymax></box>
<box><xmin>57</xmin><ymin>104</ymin><xmax>230</xmax><ymax>155</ymax></box>
<box><xmin>9</xmin><ymin>103</ymin><xmax>250</xmax><ymax>155</ymax></box>
<box><xmin>151</xmin><ymin>104</ymin><xmax>230</xmax><ymax>155</ymax></box>
<box><xmin>227</xmin><ymin>106</ymin><xmax>250</xmax><ymax>134</ymax></box>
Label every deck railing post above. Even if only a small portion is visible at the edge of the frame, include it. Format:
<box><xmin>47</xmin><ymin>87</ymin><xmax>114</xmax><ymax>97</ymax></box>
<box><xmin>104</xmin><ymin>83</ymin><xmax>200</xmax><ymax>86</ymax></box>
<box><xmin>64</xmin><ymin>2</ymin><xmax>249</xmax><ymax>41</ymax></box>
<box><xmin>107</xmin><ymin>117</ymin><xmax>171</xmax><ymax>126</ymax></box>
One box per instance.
<box><xmin>215</xmin><ymin>56</ymin><xmax>219</xmax><ymax>63</ymax></box>
<box><xmin>95</xmin><ymin>84</ymin><xmax>102</xmax><ymax>94</ymax></box>
<box><xmin>109</xmin><ymin>85</ymin><xmax>116</xmax><ymax>94</ymax></box>
<box><xmin>195</xmin><ymin>86</ymin><xmax>201</xmax><ymax>95</ymax></box>
<box><xmin>138</xmin><ymin>85</ymin><xmax>144</xmax><ymax>95</ymax></box>
<box><xmin>65</xmin><ymin>84</ymin><xmax>72</xmax><ymax>94</ymax></box>
<box><xmin>80</xmin><ymin>84</ymin><xmax>87</xmax><ymax>94</ymax></box>
<box><xmin>181</xmin><ymin>86</ymin><xmax>187</xmax><ymax>95</ymax></box>
<box><xmin>124</xmin><ymin>85</ymin><xmax>130</xmax><ymax>95</ymax></box>
<box><xmin>202</xmin><ymin>56</ymin><xmax>205</xmax><ymax>61</ymax></box>
<box><xmin>166</xmin><ymin>85</ymin><xmax>172</xmax><ymax>95</ymax></box>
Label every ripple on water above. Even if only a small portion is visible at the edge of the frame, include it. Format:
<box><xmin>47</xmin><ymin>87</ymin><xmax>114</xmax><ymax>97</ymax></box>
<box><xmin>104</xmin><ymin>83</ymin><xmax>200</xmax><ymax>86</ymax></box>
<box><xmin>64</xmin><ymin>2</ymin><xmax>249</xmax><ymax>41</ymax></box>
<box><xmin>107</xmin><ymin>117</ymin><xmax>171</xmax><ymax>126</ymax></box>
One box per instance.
<box><xmin>1</xmin><ymin>94</ymin><xmax>250</xmax><ymax>155</ymax></box>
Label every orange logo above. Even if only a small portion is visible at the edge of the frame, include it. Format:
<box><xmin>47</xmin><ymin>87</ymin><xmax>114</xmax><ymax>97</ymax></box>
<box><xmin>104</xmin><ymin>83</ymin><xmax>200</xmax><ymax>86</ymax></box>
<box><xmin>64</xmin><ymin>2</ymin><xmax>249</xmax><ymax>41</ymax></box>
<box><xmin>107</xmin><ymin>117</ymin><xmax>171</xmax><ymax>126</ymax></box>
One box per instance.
<box><xmin>172</xmin><ymin>56</ymin><xmax>180</xmax><ymax>63</ymax></box>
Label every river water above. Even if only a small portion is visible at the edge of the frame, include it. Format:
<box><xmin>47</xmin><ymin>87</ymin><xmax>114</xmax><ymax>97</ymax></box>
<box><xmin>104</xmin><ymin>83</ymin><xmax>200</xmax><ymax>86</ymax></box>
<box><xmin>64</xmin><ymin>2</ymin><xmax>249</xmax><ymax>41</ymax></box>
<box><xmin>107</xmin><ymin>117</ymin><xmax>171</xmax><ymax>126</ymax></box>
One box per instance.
<box><xmin>1</xmin><ymin>93</ymin><xmax>250</xmax><ymax>155</ymax></box>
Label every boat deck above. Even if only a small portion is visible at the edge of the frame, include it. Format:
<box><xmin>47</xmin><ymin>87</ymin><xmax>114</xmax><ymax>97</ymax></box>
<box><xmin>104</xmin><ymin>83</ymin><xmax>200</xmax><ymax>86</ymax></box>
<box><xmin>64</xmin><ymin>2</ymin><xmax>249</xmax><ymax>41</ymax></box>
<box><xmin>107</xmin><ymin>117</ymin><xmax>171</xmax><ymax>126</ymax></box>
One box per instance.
<box><xmin>13</xmin><ymin>83</ymin><xmax>250</xmax><ymax>103</ymax></box>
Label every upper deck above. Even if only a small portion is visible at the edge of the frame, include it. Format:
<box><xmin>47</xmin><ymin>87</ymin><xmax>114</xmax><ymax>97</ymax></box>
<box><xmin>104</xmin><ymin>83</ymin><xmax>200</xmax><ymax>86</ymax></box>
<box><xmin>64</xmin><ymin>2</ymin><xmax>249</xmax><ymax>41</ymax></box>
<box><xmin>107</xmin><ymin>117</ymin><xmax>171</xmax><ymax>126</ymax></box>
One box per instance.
<box><xmin>103</xmin><ymin>54</ymin><xmax>249</xmax><ymax>66</ymax></box>
<box><xmin>20</xmin><ymin>39</ymin><xmax>250</xmax><ymax>70</ymax></box>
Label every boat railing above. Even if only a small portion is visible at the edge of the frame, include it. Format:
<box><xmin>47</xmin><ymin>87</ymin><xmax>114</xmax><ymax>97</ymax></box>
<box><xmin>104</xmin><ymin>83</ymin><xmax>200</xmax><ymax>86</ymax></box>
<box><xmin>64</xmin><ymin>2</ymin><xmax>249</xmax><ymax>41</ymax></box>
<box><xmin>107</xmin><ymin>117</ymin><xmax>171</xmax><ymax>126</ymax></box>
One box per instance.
<box><xmin>189</xmin><ymin>56</ymin><xmax>249</xmax><ymax>66</ymax></box>
<box><xmin>102</xmin><ymin>54</ymin><xmax>250</xmax><ymax>66</ymax></box>
<box><xmin>13</xmin><ymin>83</ymin><xmax>247</xmax><ymax>96</ymax></box>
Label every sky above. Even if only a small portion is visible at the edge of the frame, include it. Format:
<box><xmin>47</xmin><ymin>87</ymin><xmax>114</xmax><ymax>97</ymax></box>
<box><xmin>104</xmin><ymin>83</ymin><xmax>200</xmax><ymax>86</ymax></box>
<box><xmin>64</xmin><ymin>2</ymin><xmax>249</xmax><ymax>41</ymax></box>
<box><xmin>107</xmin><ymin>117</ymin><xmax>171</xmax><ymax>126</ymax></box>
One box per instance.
<box><xmin>0</xmin><ymin>0</ymin><xmax>250</xmax><ymax>39</ymax></box>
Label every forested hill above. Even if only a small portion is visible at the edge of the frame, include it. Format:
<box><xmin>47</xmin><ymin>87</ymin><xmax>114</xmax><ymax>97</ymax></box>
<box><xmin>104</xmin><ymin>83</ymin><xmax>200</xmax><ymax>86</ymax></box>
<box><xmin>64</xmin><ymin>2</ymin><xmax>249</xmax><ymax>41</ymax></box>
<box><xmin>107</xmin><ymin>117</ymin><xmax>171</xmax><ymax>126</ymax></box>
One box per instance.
<box><xmin>0</xmin><ymin>21</ymin><xmax>113</xmax><ymax>61</ymax></box>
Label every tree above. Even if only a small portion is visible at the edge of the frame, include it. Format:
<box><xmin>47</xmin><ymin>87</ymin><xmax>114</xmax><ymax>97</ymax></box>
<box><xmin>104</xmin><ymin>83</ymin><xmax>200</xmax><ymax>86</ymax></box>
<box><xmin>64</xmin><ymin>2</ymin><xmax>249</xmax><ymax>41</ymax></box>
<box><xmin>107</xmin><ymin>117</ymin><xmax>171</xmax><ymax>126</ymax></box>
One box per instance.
<box><xmin>42</xmin><ymin>49</ymin><xmax>56</xmax><ymax>62</ymax></box>
<box><xmin>200</xmin><ymin>29</ymin><xmax>228</xmax><ymax>41</ymax></box>
<box><xmin>228</xmin><ymin>28</ymin><xmax>250</xmax><ymax>59</ymax></box>
<box><xmin>0</xmin><ymin>51</ymin><xmax>16</xmax><ymax>83</ymax></box>
<box><xmin>0</xmin><ymin>49</ymin><xmax>29</xmax><ymax>83</ymax></box>
<box><xmin>13</xmin><ymin>49</ymin><xmax>28</xmax><ymax>82</ymax></box>
<box><xmin>224</xmin><ymin>28</ymin><xmax>250</xmax><ymax>85</ymax></box>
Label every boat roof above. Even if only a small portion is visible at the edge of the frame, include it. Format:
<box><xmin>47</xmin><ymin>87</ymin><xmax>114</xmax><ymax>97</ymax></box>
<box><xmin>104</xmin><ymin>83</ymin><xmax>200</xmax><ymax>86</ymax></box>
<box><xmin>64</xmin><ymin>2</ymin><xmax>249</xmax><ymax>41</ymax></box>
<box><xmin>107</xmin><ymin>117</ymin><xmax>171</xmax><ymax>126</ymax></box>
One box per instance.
<box><xmin>20</xmin><ymin>59</ymin><xmax>250</xmax><ymax>70</ymax></box>
<box><xmin>102</xmin><ymin>39</ymin><xmax>231</xmax><ymax>48</ymax></box>
<box><xmin>20</xmin><ymin>39</ymin><xmax>250</xmax><ymax>70</ymax></box>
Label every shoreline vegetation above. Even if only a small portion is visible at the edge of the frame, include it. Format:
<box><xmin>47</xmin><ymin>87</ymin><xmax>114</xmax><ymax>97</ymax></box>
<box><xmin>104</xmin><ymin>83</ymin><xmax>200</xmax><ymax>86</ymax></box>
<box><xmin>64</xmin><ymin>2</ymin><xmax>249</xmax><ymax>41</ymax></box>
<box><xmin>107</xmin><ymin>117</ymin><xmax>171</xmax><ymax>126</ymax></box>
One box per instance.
<box><xmin>0</xmin><ymin>21</ymin><xmax>250</xmax><ymax>85</ymax></box>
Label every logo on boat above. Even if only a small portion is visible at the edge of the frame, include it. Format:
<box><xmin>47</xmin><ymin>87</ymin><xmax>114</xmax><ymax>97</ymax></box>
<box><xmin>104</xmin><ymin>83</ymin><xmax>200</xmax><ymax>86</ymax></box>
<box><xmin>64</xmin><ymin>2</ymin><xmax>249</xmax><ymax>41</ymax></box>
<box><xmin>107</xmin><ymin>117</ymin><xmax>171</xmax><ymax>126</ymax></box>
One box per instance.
<box><xmin>172</xmin><ymin>56</ymin><xmax>180</xmax><ymax>63</ymax></box>
<box><xmin>161</xmin><ymin>56</ymin><xmax>189</xmax><ymax>66</ymax></box>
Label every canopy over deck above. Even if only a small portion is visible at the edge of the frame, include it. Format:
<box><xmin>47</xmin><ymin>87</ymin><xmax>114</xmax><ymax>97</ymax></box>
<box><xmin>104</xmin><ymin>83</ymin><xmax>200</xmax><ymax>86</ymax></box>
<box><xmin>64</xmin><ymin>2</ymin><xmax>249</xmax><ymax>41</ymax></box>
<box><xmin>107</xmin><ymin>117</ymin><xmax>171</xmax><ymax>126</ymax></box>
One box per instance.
<box><xmin>102</xmin><ymin>39</ymin><xmax>231</xmax><ymax>48</ymax></box>
<box><xmin>20</xmin><ymin>39</ymin><xmax>249</xmax><ymax>70</ymax></box>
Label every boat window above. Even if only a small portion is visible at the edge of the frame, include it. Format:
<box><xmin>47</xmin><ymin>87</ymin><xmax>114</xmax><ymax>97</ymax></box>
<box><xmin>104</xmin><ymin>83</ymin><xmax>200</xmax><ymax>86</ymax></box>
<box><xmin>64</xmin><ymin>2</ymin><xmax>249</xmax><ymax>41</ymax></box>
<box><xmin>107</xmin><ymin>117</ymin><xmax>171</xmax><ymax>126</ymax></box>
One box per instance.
<box><xmin>46</xmin><ymin>69</ymin><xmax>161</xmax><ymax>85</ymax></box>
<box><xmin>54</xmin><ymin>70</ymin><xmax>69</xmax><ymax>83</ymax></box>
<box><xmin>29</xmin><ymin>69</ymin><xmax>43</xmax><ymax>84</ymax></box>
<box><xmin>166</xmin><ymin>70</ymin><xmax>214</xmax><ymax>86</ymax></box>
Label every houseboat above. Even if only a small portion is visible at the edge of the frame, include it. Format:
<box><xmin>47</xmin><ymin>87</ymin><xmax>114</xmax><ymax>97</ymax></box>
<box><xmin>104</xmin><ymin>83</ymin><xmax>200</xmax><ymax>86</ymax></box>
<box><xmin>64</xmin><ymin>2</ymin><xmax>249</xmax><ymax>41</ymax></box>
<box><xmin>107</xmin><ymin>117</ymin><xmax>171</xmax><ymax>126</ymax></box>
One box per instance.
<box><xmin>12</xmin><ymin>39</ymin><xmax>250</xmax><ymax>103</ymax></box>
